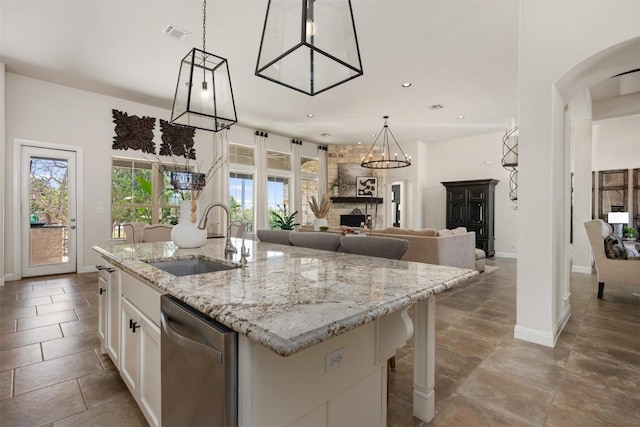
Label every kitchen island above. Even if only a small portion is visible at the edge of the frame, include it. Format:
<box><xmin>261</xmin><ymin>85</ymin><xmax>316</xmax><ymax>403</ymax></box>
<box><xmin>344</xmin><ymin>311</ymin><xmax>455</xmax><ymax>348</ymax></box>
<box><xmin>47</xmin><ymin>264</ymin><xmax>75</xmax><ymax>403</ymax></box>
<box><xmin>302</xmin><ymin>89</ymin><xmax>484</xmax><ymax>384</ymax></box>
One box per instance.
<box><xmin>93</xmin><ymin>237</ymin><xmax>478</xmax><ymax>426</ymax></box>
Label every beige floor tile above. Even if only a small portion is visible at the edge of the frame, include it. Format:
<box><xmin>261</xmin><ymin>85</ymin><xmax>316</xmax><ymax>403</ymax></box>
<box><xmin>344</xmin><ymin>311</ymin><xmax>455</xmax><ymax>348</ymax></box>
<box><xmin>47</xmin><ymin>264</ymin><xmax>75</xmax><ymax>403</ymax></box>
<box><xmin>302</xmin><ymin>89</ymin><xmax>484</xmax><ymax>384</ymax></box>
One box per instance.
<box><xmin>37</xmin><ymin>300</ymin><xmax>90</xmax><ymax>316</ymax></box>
<box><xmin>14</xmin><ymin>349</ymin><xmax>104</xmax><ymax>395</ymax></box>
<box><xmin>60</xmin><ymin>317</ymin><xmax>98</xmax><ymax>337</ymax></box>
<box><xmin>17</xmin><ymin>287</ymin><xmax>65</xmax><ymax>300</ymax></box>
<box><xmin>52</xmin><ymin>393</ymin><xmax>147</xmax><ymax>427</ymax></box>
<box><xmin>73</xmin><ymin>305</ymin><xmax>98</xmax><ymax>320</ymax></box>
<box><xmin>0</xmin><ymin>318</ymin><xmax>16</xmax><ymax>335</ymax></box>
<box><xmin>448</xmin><ymin>316</ymin><xmax>512</xmax><ymax>344</ymax></box>
<box><xmin>77</xmin><ymin>368</ymin><xmax>130</xmax><ymax>409</ymax></box>
<box><xmin>0</xmin><ymin>343</ymin><xmax>42</xmax><ymax>371</ymax></box>
<box><xmin>386</xmin><ymin>393</ymin><xmax>425</xmax><ymax>427</ymax></box>
<box><xmin>457</xmin><ymin>367</ymin><xmax>554</xmax><ymax>426</ymax></box>
<box><xmin>0</xmin><ymin>379</ymin><xmax>85</xmax><ymax>427</ymax></box>
<box><xmin>0</xmin><ymin>324</ymin><xmax>62</xmax><ymax>351</ymax></box>
<box><xmin>1</xmin><ymin>295</ymin><xmax>53</xmax><ymax>308</ymax></box>
<box><xmin>544</xmin><ymin>405</ymin><xmax>610</xmax><ymax>427</ymax></box>
<box><xmin>436</xmin><ymin>327</ymin><xmax>498</xmax><ymax>359</ymax></box>
<box><xmin>429</xmin><ymin>394</ymin><xmax>531</xmax><ymax>427</ymax></box>
<box><xmin>480</xmin><ymin>344</ymin><xmax>565</xmax><ymax>393</ymax></box>
<box><xmin>434</xmin><ymin>345</ymin><xmax>483</xmax><ymax>381</ymax></box>
<box><xmin>0</xmin><ymin>369</ymin><xmax>13</xmax><ymax>399</ymax></box>
<box><xmin>42</xmin><ymin>331</ymin><xmax>101</xmax><ymax>360</ymax></box>
<box><xmin>0</xmin><ymin>305</ymin><xmax>37</xmax><ymax>321</ymax></box>
<box><xmin>553</xmin><ymin>372</ymin><xmax>640</xmax><ymax>427</ymax></box>
<box><xmin>17</xmin><ymin>310</ymin><xmax>78</xmax><ymax>331</ymax></box>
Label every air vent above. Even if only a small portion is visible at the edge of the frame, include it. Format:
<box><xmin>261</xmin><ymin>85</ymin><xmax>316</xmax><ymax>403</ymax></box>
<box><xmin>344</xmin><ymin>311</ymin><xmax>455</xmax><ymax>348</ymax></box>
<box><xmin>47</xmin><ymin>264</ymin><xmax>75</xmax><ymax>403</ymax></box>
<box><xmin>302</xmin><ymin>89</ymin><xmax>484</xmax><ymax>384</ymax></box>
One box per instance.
<box><xmin>162</xmin><ymin>24</ymin><xmax>191</xmax><ymax>41</ymax></box>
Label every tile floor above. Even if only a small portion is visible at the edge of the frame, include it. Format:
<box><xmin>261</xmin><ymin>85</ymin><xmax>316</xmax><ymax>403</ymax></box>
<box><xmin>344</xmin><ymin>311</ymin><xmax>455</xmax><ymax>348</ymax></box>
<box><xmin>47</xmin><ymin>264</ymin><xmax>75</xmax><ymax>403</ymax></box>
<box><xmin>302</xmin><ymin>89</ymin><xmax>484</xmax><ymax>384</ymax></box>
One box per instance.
<box><xmin>1</xmin><ymin>258</ymin><xmax>639</xmax><ymax>426</ymax></box>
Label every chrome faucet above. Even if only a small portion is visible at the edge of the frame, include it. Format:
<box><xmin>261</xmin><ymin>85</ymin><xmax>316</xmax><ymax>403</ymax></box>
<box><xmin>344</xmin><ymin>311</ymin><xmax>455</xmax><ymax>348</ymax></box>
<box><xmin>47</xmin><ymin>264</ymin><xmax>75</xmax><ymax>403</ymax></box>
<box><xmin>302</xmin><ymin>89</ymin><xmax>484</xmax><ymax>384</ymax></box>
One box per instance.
<box><xmin>197</xmin><ymin>202</ymin><xmax>237</xmax><ymax>257</ymax></box>
<box><xmin>230</xmin><ymin>220</ymin><xmax>250</xmax><ymax>265</ymax></box>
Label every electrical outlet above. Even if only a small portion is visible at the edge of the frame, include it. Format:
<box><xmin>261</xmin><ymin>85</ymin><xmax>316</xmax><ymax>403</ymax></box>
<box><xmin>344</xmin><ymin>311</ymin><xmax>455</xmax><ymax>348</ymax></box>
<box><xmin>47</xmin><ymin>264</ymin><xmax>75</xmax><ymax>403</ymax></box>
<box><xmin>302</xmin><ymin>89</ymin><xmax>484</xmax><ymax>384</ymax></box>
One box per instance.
<box><xmin>96</xmin><ymin>206</ymin><xmax>104</xmax><ymax>214</ymax></box>
<box><xmin>325</xmin><ymin>347</ymin><xmax>345</xmax><ymax>373</ymax></box>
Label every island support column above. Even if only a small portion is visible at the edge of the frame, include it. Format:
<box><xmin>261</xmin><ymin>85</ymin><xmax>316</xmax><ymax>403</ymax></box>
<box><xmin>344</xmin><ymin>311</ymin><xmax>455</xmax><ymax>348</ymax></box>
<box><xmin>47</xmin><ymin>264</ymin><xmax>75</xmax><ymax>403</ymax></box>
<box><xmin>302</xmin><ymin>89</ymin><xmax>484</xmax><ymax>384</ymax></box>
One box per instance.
<box><xmin>413</xmin><ymin>296</ymin><xmax>435</xmax><ymax>422</ymax></box>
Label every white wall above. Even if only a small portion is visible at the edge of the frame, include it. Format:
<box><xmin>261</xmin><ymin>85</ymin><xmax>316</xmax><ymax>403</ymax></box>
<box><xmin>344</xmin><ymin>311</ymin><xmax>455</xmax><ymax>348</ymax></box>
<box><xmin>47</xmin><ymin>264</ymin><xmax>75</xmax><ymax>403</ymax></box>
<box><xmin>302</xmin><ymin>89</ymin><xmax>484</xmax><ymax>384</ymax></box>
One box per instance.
<box><xmin>517</xmin><ymin>1</ymin><xmax>640</xmax><ymax>347</ymax></box>
<box><xmin>3</xmin><ymin>73</ymin><xmax>319</xmax><ymax>280</ymax></box>
<box><xmin>0</xmin><ymin>63</ymin><xmax>5</xmax><ymax>286</ymax></box>
<box><xmin>592</xmin><ymin>114</ymin><xmax>640</xmax><ymax>171</ymax></box>
<box><xmin>427</xmin><ymin>131</ymin><xmax>516</xmax><ymax>257</ymax></box>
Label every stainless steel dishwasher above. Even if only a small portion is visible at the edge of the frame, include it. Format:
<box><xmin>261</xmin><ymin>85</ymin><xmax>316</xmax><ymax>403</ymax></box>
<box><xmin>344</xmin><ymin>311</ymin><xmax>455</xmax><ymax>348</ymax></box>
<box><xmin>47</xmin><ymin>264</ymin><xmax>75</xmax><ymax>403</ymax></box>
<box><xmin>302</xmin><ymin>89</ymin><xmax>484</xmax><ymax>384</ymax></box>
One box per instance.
<box><xmin>160</xmin><ymin>295</ymin><xmax>237</xmax><ymax>427</ymax></box>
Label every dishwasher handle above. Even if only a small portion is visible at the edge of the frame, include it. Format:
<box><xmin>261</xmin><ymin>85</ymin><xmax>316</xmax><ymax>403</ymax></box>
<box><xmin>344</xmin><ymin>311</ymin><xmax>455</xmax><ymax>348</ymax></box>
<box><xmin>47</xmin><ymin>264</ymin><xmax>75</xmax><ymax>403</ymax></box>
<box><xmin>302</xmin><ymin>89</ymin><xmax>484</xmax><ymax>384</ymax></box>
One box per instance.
<box><xmin>160</xmin><ymin>310</ymin><xmax>223</xmax><ymax>364</ymax></box>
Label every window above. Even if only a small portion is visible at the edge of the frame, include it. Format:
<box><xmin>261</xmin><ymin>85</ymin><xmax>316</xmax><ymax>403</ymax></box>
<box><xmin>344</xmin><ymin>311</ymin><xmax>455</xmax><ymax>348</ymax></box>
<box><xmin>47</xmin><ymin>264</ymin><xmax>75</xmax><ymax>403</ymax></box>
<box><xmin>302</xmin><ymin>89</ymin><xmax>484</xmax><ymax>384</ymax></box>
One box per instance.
<box><xmin>111</xmin><ymin>158</ymin><xmax>187</xmax><ymax>239</ymax></box>
<box><xmin>267</xmin><ymin>151</ymin><xmax>291</xmax><ymax>170</ymax></box>
<box><xmin>268</xmin><ymin>176</ymin><xmax>290</xmax><ymax>227</ymax></box>
<box><xmin>230</xmin><ymin>172</ymin><xmax>254</xmax><ymax>232</ymax></box>
<box><xmin>229</xmin><ymin>144</ymin><xmax>254</xmax><ymax>166</ymax></box>
<box><xmin>598</xmin><ymin>169</ymin><xmax>628</xmax><ymax>220</ymax></box>
<box><xmin>300</xmin><ymin>157</ymin><xmax>318</xmax><ymax>174</ymax></box>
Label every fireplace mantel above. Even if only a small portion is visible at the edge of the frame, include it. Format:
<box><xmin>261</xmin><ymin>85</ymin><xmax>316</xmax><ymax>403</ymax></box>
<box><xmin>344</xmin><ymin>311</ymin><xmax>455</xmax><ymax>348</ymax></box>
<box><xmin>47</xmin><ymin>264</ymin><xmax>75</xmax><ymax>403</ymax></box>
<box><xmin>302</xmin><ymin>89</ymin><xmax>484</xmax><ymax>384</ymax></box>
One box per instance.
<box><xmin>331</xmin><ymin>197</ymin><xmax>383</xmax><ymax>204</ymax></box>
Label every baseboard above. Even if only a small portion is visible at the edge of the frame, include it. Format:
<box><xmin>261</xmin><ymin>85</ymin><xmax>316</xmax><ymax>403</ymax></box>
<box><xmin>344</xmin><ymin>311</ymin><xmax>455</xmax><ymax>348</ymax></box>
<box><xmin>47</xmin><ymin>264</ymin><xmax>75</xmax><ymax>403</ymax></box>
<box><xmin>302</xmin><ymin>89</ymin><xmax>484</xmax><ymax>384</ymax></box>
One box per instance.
<box><xmin>3</xmin><ymin>273</ymin><xmax>17</xmax><ymax>282</ymax></box>
<box><xmin>79</xmin><ymin>265</ymin><xmax>99</xmax><ymax>274</ymax></box>
<box><xmin>494</xmin><ymin>251</ymin><xmax>516</xmax><ymax>259</ymax></box>
<box><xmin>514</xmin><ymin>304</ymin><xmax>572</xmax><ymax>348</ymax></box>
<box><xmin>571</xmin><ymin>265</ymin><xmax>592</xmax><ymax>274</ymax></box>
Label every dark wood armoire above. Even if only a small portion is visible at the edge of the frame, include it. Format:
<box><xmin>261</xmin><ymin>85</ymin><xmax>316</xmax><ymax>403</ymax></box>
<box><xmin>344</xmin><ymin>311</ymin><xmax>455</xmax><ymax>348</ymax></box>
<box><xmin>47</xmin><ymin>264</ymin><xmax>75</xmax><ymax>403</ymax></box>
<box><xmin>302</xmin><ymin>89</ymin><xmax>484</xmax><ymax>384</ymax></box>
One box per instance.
<box><xmin>441</xmin><ymin>179</ymin><xmax>499</xmax><ymax>257</ymax></box>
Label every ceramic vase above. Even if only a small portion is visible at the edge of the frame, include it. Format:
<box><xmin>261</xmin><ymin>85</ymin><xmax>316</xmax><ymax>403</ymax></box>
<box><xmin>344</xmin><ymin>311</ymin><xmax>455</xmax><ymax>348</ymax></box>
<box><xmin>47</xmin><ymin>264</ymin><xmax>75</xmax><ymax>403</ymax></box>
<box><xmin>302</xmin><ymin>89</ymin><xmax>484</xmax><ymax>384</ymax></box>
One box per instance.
<box><xmin>171</xmin><ymin>200</ymin><xmax>207</xmax><ymax>248</ymax></box>
<box><xmin>313</xmin><ymin>217</ymin><xmax>328</xmax><ymax>231</ymax></box>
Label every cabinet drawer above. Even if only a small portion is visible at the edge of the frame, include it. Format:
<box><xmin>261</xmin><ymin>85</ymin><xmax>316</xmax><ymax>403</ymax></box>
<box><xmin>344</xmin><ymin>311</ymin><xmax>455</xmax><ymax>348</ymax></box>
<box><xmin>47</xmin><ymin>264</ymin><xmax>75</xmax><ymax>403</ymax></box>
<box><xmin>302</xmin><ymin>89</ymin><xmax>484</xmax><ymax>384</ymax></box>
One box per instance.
<box><xmin>121</xmin><ymin>272</ymin><xmax>162</xmax><ymax>328</ymax></box>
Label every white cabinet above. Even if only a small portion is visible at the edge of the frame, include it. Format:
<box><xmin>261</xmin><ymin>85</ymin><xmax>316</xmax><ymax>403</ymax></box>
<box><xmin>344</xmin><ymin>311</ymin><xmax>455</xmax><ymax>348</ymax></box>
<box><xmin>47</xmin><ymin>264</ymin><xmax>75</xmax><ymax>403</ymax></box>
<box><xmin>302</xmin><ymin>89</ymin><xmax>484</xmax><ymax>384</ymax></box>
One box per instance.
<box><xmin>96</xmin><ymin>262</ymin><xmax>120</xmax><ymax>367</ymax></box>
<box><xmin>120</xmin><ymin>272</ymin><xmax>162</xmax><ymax>427</ymax></box>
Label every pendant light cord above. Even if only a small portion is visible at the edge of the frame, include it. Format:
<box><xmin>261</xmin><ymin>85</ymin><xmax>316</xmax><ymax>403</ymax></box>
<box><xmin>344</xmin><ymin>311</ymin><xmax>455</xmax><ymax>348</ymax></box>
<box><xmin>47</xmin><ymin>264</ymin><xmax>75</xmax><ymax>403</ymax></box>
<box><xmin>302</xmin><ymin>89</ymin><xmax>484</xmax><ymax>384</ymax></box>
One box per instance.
<box><xmin>202</xmin><ymin>0</ymin><xmax>207</xmax><ymax>53</ymax></box>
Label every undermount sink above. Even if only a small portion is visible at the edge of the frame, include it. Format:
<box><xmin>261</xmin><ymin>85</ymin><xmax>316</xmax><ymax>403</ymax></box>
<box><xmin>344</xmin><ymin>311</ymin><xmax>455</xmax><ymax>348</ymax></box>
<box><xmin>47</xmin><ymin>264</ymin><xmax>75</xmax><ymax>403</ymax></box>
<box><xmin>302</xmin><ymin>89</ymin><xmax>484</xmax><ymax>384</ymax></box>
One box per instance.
<box><xmin>147</xmin><ymin>257</ymin><xmax>239</xmax><ymax>277</ymax></box>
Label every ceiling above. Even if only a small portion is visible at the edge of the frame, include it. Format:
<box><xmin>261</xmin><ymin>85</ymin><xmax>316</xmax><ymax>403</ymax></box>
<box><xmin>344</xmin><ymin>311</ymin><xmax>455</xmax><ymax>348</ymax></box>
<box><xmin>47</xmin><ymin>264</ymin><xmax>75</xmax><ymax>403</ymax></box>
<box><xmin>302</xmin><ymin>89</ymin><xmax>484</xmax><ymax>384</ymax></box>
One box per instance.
<box><xmin>0</xmin><ymin>1</ymin><xmax>636</xmax><ymax>145</ymax></box>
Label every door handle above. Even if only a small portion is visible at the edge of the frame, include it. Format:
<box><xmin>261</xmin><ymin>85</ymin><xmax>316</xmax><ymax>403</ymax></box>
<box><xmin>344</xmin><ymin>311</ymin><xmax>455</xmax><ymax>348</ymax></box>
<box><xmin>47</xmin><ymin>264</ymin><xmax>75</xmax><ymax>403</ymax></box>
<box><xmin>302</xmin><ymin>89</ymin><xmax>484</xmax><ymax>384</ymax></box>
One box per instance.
<box><xmin>160</xmin><ymin>310</ymin><xmax>223</xmax><ymax>363</ymax></box>
<box><xmin>99</xmin><ymin>288</ymin><xmax>105</xmax><ymax>295</ymax></box>
<box><xmin>70</xmin><ymin>225</ymin><xmax>76</xmax><ymax>229</ymax></box>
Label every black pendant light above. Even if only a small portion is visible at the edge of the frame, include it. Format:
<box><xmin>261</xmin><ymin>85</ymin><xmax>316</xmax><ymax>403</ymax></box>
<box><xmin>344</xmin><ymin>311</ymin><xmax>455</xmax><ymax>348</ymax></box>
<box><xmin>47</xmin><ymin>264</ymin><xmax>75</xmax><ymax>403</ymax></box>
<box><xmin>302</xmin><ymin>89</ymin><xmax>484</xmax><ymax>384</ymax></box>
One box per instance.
<box><xmin>170</xmin><ymin>0</ymin><xmax>237</xmax><ymax>132</ymax></box>
<box><xmin>255</xmin><ymin>0</ymin><xmax>364</xmax><ymax>96</ymax></box>
<box><xmin>361</xmin><ymin>116</ymin><xmax>411</xmax><ymax>169</ymax></box>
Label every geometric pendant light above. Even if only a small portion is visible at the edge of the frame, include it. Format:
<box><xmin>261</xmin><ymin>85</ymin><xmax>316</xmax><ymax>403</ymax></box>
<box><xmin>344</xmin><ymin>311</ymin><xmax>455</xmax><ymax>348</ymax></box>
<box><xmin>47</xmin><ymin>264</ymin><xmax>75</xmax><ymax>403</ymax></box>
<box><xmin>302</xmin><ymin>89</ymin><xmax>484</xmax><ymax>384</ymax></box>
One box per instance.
<box><xmin>170</xmin><ymin>0</ymin><xmax>238</xmax><ymax>132</ymax></box>
<box><xmin>255</xmin><ymin>0</ymin><xmax>364</xmax><ymax>96</ymax></box>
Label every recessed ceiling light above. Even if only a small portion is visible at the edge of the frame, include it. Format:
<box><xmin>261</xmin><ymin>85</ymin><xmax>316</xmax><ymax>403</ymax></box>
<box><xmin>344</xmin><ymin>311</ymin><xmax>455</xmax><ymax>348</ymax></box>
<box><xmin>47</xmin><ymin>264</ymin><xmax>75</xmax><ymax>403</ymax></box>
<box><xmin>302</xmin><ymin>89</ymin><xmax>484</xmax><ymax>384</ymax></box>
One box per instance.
<box><xmin>307</xmin><ymin>114</ymin><xmax>314</xmax><ymax>118</ymax></box>
<box><xmin>401</xmin><ymin>82</ymin><xmax>412</xmax><ymax>87</ymax></box>
<box><xmin>371</xmin><ymin>134</ymin><xmax>376</xmax><ymax>137</ymax></box>
<box><xmin>357</xmin><ymin>141</ymin><xmax>362</xmax><ymax>145</ymax></box>
<box><xmin>321</xmin><ymin>133</ymin><xmax>331</xmax><ymax>137</ymax></box>
<box><xmin>457</xmin><ymin>115</ymin><xmax>465</xmax><ymax>119</ymax></box>
<box><xmin>429</xmin><ymin>104</ymin><xmax>444</xmax><ymax>110</ymax></box>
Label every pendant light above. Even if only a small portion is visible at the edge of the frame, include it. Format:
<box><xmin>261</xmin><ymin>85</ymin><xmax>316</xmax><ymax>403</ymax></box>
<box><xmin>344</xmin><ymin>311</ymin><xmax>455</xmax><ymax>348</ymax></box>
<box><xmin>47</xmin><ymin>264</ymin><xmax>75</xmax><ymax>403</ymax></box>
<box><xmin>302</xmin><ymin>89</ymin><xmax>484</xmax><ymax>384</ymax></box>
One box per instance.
<box><xmin>501</xmin><ymin>118</ymin><xmax>518</xmax><ymax>204</ymax></box>
<box><xmin>255</xmin><ymin>0</ymin><xmax>364</xmax><ymax>96</ymax></box>
<box><xmin>361</xmin><ymin>116</ymin><xmax>411</xmax><ymax>169</ymax></box>
<box><xmin>170</xmin><ymin>0</ymin><xmax>237</xmax><ymax>132</ymax></box>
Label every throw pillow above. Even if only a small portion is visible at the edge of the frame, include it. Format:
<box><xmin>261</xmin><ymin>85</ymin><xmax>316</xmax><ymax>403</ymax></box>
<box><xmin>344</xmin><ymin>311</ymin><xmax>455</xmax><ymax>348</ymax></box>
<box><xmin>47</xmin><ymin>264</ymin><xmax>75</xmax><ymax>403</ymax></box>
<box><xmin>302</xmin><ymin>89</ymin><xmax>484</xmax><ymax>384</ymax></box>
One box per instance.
<box><xmin>437</xmin><ymin>229</ymin><xmax>454</xmax><ymax>236</ymax></box>
<box><xmin>451</xmin><ymin>227</ymin><xmax>468</xmax><ymax>235</ymax></box>
<box><xmin>386</xmin><ymin>227</ymin><xmax>415</xmax><ymax>235</ymax></box>
<box><xmin>413</xmin><ymin>228</ymin><xmax>438</xmax><ymax>237</ymax></box>
<box><xmin>604</xmin><ymin>234</ymin><xmax>628</xmax><ymax>260</ymax></box>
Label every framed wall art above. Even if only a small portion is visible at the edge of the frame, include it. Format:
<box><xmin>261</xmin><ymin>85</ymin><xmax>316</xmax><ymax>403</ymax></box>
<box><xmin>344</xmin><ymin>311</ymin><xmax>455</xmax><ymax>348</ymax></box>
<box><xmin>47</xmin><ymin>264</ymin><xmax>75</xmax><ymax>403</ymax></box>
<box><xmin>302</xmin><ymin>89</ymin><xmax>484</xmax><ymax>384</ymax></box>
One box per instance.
<box><xmin>356</xmin><ymin>176</ymin><xmax>377</xmax><ymax>197</ymax></box>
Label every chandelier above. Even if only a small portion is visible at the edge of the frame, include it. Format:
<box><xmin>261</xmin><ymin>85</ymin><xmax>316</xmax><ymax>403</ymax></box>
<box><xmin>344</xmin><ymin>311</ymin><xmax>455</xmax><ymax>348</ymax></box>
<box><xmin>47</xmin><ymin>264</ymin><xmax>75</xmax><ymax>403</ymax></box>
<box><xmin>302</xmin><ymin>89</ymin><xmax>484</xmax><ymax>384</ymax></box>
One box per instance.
<box><xmin>170</xmin><ymin>0</ymin><xmax>237</xmax><ymax>132</ymax></box>
<box><xmin>255</xmin><ymin>0</ymin><xmax>364</xmax><ymax>96</ymax></box>
<box><xmin>361</xmin><ymin>116</ymin><xmax>411</xmax><ymax>169</ymax></box>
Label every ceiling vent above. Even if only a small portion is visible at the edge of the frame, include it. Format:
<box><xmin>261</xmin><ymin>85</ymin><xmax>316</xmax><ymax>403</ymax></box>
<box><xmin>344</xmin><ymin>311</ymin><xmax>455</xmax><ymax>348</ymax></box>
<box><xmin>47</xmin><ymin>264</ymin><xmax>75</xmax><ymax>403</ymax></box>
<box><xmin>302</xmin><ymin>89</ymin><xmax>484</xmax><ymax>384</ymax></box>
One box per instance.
<box><xmin>162</xmin><ymin>24</ymin><xmax>191</xmax><ymax>41</ymax></box>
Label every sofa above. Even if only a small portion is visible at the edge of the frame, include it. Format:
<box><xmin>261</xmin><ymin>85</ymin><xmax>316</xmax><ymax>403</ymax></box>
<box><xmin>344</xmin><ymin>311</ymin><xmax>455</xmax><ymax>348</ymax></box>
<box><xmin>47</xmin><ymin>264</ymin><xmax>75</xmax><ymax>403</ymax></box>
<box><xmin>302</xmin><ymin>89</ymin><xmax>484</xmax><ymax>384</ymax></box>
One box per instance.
<box><xmin>298</xmin><ymin>225</ymin><xmax>480</xmax><ymax>271</ymax></box>
<box><xmin>122</xmin><ymin>222</ymin><xmax>173</xmax><ymax>243</ymax></box>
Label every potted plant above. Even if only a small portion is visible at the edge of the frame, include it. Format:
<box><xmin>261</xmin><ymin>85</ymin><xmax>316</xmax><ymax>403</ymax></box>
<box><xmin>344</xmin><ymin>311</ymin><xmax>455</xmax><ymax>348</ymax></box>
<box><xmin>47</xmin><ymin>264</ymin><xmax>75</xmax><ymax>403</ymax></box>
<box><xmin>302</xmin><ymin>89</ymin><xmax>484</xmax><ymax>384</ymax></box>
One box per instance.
<box><xmin>623</xmin><ymin>226</ymin><xmax>638</xmax><ymax>240</ymax></box>
<box><xmin>330</xmin><ymin>180</ymin><xmax>340</xmax><ymax>197</ymax></box>
<box><xmin>309</xmin><ymin>194</ymin><xmax>332</xmax><ymax>231</ymax></box>
<box><xmin>269</xmin><ymin>204</ymin><xmax>299</xmax><ymax>230</ymax></box>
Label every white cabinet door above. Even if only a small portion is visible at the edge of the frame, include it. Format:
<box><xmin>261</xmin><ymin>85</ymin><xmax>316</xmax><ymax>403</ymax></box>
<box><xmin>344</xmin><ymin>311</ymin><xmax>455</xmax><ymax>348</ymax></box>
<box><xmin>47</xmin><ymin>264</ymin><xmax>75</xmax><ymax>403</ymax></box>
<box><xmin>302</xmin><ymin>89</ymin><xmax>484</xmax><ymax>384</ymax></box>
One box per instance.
<box><xmin>120</xmin><ymin>298</ymin><xmax>140</xmax><ymax>398</ymax></box>
<box><xmin>138</xmin><ymin>313</ymin><xmax>161</xmax><ymax>427</ymax></box>
<box><xmin>97</xmin><ymin>273</ymin><xmax>107</xmax><ymax>352</ymax></box>
<box><xmin>106</xmin><ymin>267</ymin><xmax>121</xmax><ymax>368</ymax></box>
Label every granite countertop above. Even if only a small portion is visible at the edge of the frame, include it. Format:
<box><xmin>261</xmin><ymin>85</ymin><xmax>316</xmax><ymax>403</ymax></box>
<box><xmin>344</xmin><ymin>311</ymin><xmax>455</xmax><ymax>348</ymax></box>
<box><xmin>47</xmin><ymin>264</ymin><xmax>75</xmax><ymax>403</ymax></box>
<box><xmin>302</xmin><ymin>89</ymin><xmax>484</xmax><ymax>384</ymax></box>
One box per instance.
<box><xmin>93</xmin><ymin>238</ymin><xmax>478</xmax><ymax>356</ymax></box>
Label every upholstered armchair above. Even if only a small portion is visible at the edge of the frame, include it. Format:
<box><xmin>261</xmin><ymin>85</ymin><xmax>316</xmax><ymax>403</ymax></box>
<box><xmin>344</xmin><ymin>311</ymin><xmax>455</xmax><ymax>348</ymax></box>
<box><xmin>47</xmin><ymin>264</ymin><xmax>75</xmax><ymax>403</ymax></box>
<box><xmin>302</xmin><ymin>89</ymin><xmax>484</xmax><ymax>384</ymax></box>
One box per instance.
<box><xmin>122</xmin><ymin>222</ymin><xmax>173</xmax><ymax>243</ymax></box>
<box><xmin>584</xmin><ymin>219</ymin><xmax>640</xmax><ymax>299</ymax></box>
